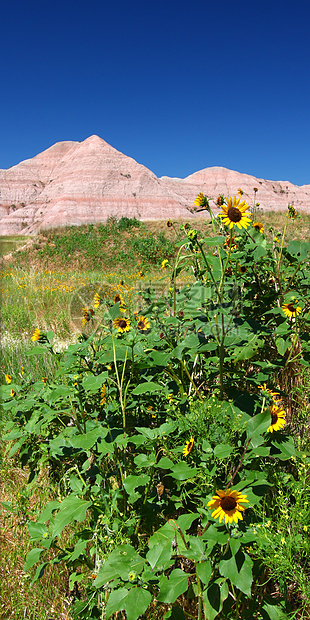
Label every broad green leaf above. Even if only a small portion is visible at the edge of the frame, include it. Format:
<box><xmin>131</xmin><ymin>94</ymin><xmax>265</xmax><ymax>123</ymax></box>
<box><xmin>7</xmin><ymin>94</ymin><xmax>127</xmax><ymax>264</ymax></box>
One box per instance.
<box><xmin>262</xmin><ymin>601</ymin><xmax>288</xmax><ymax>619</ymax></box>
<box><xmin>70</xmin><ymin>427</ymin><xmax>108</xmax><ymax>450</ymax></box>
<box><xmin>275</xmin><ymin>337</ymin><xmax>290</xmax><ymax>356</ymax></box>
<box><xmin>155</xmin><ymin>456</ymin><xmax>174</xmax><ymax>469</ymax></box>
<box><xmin>176</xmin><ymin>513</ymin><xmax>200</xmax><ymax>532</ymax></box>
<box><xmin>123</xmin><ymin>474</ymin><xmax>150</xmax><ymax>497</ymax></box>
<box><xmin>196</xmin><ymin>560</ymin><xmax>212</xmax><ymax>585</ymax></box>
<box><xmin>124</xmin><ymin>588</ymin><xmax>152</xmax><ymax>620</ymax></box>
<box><xmin>287</xmin><ymin>240</ymin><xmax>310</xmax><ymax>262</ymax></box>
<box><xmin>158</xmin><ymin>568</ymin><xmax>189</xmax><ymax>603</ymax></box>
<box><xmin>214</xmin><ymin>444</ymin><xmax>233</xmax><ymax>459</ymax></box>
<box><xmin>132</xmin><ymin>382</ymin><xmax>164</xmax><ymax>394</ymax></box>
<box><xmin>105</xmin><ymin>588</ymin><xmax>129</xmax><ymax>618</ymax></box>
<box><xmin>51</xmin><ymin>495</ymin><xmax>92</xmax><ymax>538</ymax></box>
<box><xmin>203</xmin><ymin>579</ymin><xmax>229</xmax><ymax>620</ymax></box>
<box><xmin>182</xmin><ymin>535</ymin><xmax>206</xmax><ymax>561</ymax></box>
<box><xmin>134</xmin><ymin>453</ymin><xmax>156</xmax><ymax>468</ymax></box>
<box><xmin>247</xmin><ymin>409</ymin><xmax>270</xmax><ymax>438</ymax></box>
<box><xmin>28</xmin><ymin>522</ymin><xmax>48</xmax><ymax>540</ymax></box>
<box><xmin>169</xmin><ymin>463</ymin><xmax>197</xmax><ymax>480</ymax></box>
<box><xmin>70</xmin><ymin>540</ymin><xmax>88</xmax><ymax>562</ymax></box>
<box><xmin>95</xmin><ymin>544</ymin><xmax>145</xmax><ymax>587</ymax></box>
<box><xmin>219</xmin><ymin>549</ymin><xmax>253</xmax><ymax>596</ymax></box>
<box><xmin>147</xmin><ymin>522</ymin><xmax>175</xmax><ymax>569</ymax></box>
<box><xmin>163</xmin><ymin>606</ymin><xmax>186</xmax><ymax>620</ymax></box>
<box><xmin>24</xmin><ymin>548</ymin><xmax>44</xmax><ymax>571</ymax></box>
<box><xmin>82</xmin><ymin>372</ymin><xmax>108</xmax><ymax>393</ymax></box>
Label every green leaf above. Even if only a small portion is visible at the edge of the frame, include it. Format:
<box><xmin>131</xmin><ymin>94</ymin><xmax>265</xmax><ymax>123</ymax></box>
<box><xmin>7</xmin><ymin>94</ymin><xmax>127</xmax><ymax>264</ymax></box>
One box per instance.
<box><xmin>70</xmin><ymin>540</ymin><xmax>88</xmax><ymax>562</ymax></box>
<box><xmin>147</xmin><ymin>522</ymin><xmax>175</xmax><ymax>570</ymax></box>
<box><xmin>196</xmin><ymin>560</ymin><xmax>212</xmax><ymax>585</ymax></box>
<box><xmin>262</xmin><ymin>601</ymin><xmax>288</xmax><ymax>619</ymax></box>
<box><xmin>219</xmin><ymin>549</ymin><xmax>253</xmax><ymax>596</ymax></box>
<box><xmin>214</xmin><ymin>444</ymin><xmax>233</xmax><ymax>459</ymax></box>
<box><xmin>287</xmin><ymin>240</ymin><xmax>310</xmax><ymax>262</ymax></box>
<box><xmin>158</xmin><ymin>569</ymin><xmax>189</xmax><ymax>603</ymax></box>
<box><xmin>203</xmin><ymin>579</ymin><xmax>229</xmax><ymax>620</ymax></box>
<box><xmin>24</xmin><ymin>548</ymin><xmax>44</xmax><ymax>571</ymax></box>
<box><xmin>28</xmin><ymin>522</ymin><xmax>48</xmax><ymax>540</ymax></box>
<box><xmin>163</xmin><ymin>606</ymin><xmax>185</xmax><ymax>620</ymax></box>
<box><xmin>95</xmin><ymin>545</ymin><xmax>145</xmax><ymax>587</ymax></box>
<box><xmin>134</xmin><ymin>454</ymin><xmax>156</xmax><ymax>468</ymax></box>
<box><xmin>123</xmin><ymin>474</ymin><xmax>150</xmax><ymax>497</ymax></box>
<box><xmin>155</xmin><ymin>456</ymin><xmax>174</xmax><ymax>469</ymax></box>
<box><xmin>169</xmin><ymin>463</ymin><xmax>197</xmax><ymax>480</ymax></box>
<box><xmin>247</xmin><ymin>409</ymin><xmax>270</xmax><ymax>438</ymax></box>
<box><xmin>82</xmin><ymin>372</ymin><xmax>108</xmax><ymax>393</ymax></box>
<box><xmin>105</xmin><ymin>588</ymin><xmax>129</xmax><ymax>618</ymax></box>
<box><xmin>51</xmin><ymin>495</ymin><xmax>92</xmax><ymax>538</ymax></box>
<box><xmin>132</xmin><ymin>382</ymin><xmax>164</xmax><ymax>394</ymax></box>
<box><xmin>275</xmin><ymin>337</ymin><xmax>290</xmax><ymax>356</ymax></box>
<box><xmin>124</xmin><ymin>588</ymin><xmax>152</xmax><ymax>620</ymax></box>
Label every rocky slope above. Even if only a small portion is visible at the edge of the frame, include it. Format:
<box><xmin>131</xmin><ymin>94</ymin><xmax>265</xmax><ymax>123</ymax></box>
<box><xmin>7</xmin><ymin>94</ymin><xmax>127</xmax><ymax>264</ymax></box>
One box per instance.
<box><xmin>1</xmin><ymin>135</ymin><xmax>309</xmax><ymax>234</ymax></box>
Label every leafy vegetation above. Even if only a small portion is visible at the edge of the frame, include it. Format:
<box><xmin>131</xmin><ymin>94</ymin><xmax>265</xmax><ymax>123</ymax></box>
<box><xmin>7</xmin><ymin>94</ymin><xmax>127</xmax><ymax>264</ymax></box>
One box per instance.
<box><xmin>1</xmin><ymin>202</ymin><xmax>310</xmax><ymax>619</ymax></box>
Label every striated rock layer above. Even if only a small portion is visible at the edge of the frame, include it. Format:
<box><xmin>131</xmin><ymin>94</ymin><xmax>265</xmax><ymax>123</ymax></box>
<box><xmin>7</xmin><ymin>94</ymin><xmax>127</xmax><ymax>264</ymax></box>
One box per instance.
<box><xmin>1</xmin><ymin>135</ymin><xmax>309</xmax><ymax>235</ymax></box>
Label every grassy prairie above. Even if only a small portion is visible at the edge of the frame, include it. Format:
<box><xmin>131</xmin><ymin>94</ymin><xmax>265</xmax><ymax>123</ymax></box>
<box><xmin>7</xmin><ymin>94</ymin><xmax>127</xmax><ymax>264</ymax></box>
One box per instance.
<box><xmin>0</xmin><ymin>235</ymin><xmax>30</xmax><ymax>257</ymax></box>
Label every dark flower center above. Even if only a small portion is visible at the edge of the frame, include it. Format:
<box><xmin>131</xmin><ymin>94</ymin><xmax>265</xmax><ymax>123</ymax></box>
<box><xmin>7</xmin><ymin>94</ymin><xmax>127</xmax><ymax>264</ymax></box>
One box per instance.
<box><xmin>119</xmin><ymin>320</ymin><xmax>127</xmax><ymax>328</ymax></box>
<box><xmin>115</xmin><ymin>295</ymin><xmax>121</xmax><ymax>303</ymax></box>
<box><xmin>220</xmin><ymin>496</ymin><xmax>237</xmax><ymax>511</ymax></box>
<box><xmin>137</xmin><ymin>320</ymin><xmax>145</xmax><ymax>329</ymax></box>
<box><xmin>271</xmin><ymin>411</ymin><xmax>278</xmax><ymax>425</ymax></box>
<box><xmin>227</xmin><ymin>207</ymin><xmax>242</xmax><ymax>222</ymax></box>
<box><xmin>287</xmin><ymin>303</ymin><xmax>295</xmax><ymax>313</ymax></box>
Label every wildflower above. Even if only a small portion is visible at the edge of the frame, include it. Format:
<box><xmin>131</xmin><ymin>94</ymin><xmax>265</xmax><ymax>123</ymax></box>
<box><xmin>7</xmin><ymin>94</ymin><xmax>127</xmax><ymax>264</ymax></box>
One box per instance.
<box><xmin>194</xmin><ymin>192</ymin><xmax>209</xmax><ymax>210</ymax></box>
<box><xmin>32</xmin><ymin>328</ymin><xmax>41</xmax><ymax>342</ymax></box>
<box><xmin>166</xmin><ymin>220</ymin><xmax>173</xmax><ymax>227</ymax></box>
<box><xmin>282</xmin><ymin>301</ymin><xmax>302</xmax><ymax>318</ymax></box>
<box><xmin>82</xmin><ymin>307</ymin><xmax>94</xmax><ymax>326</ymax></box>
<box><xmin>183</xmin><ymin>435</ymin><xmax>194</xmax><ymax>457</ymax></box>
<box><xmin>21</xmin><ymin>366</ymin><xmax>25</xmax><ymax>375</ymax></box>
<box><xmin>42</xmin><ymin>377</ymin><xmax>47</xmax><ymax>384</ymax></box>
<box><xmin>216</xmin><ymin>195</ymin><xmax>225</xmax><ymax>206</ymax></box>
<box><xmin>281</xmin><ymin>537</ymin><xmax>286</xmax><ymax>545</ymax></box>
<box><xmin>113</xmin><ymin>293</ymin><xmax>125</xmax><ymax>306</ymax></box>
<box><xmin>274</xmin><ymin>236</ymin><xmax>280</xmax><ymax>243</ymax></box>
<box><xmin>128</xmin><ymin>572</ymin><xmax>136</xmax><ymax>582</ymax></box>
<box><xmin>187</xmin><ymin>229</ymin><xmax>198</xmax><ymax>242</ymax></box>
<box><xmin>288</xmin><ymin>204</ymin><xmax>297</xmax><ymax>219</ymax></box>
<box><xmin>224</xmin><ymin>235</ymin><xmax>237</xmax><ymax>251</ymax></box>
<box><xmin>178</xmin><ymin>310</ymin><xmax>184</xmax><ymax>319</ymax></box>
<box><xmin>100</xmin><ymin>384</ymin><xmax>106</xmax><ymax>406</ymax></box>
<box><xmin>10</xmin><ymin>389</ymin><xmax>15</xmax><ymax>397</ymax></box>
<box><xmin>237</xmin><ymin>188</ymin><xmax>243</xmax><ymax>196</ymax></box>
<box><xmin>303</xmin><ymin>525</ymin><xmax>308</xmax><ymax>532</ymax></box>
<box><xmin>94</xmin><ymin>293</ymin><xmax>101</xmax><ymax>308</ymax></box>
<box><xmin>138</xmin><ymin>270</ymin><xmax>144</xmax><ymax>277</ymax></box>
<box><xmin>253</xmin><ymin>221</ymin><xmax>264</xmax><ymax>233</ymax></box>
<box><xmin>238</xmin><ymin>265</ymin><xmax>247</xmax><ymax>274</ymax></box>
<box><xmin>136</xmin><ymin>316</ymin><xmax>150</xmax><ymax>330</ymax></box>
<box><xmin>218</xmin><ymin>196</ymin><xmax>252</xmax><ymax>230</ymax></box>
<box><xmin>113</xmin><ymin>316</ymin><xmax>131</xmax><ymax>333</ymax></box>
<box><xmin>267</xmin><ymin>404</ymin><xmax>286</xmax><ymax>433</ymax></box>
<box><xmin>147</xmin><ymin>405</ymin><xmax>157</xmax><ymax>418</ymax></box>
<box><xmin>253</xmin><ymin>187</ymin><xmax>258</xmax><ymax>192</ymax></box>
<box><xmin>5</xmin><ymin>374</ymin><xmax>12</xmax><ymax>384</ymax></box>
<box><xmin>258</xmin><ymin>383</ymin><xmax>281</xmax><ymax>403</ymax></box>
<box><xmin>207</xmin><ymin>488</ymin><xmax>249</xmax><ymax>524</ymax></box>
<box><xmin>162</xmin><ymin>259</ymin><xmax>169</xmax><ymax>269</ymax></box>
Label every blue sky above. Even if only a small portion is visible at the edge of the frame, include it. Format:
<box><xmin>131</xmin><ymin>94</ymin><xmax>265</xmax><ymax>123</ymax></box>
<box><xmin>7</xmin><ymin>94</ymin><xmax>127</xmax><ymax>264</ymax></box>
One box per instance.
<box><xmin>1</xmin><ymin>0</ymin><xmax>309</xmax><ymax>185</ymax></box>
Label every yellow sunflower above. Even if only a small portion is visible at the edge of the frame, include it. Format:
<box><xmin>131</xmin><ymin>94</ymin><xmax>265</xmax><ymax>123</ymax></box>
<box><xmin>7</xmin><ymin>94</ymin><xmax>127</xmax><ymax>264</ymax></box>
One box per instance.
<box><xmin>237</xmin><ymin>188</ymin><xmax>243</xmax><ymax>196</ymax></box>
<box><xmin>207</xmin><ymin>488</ymin><xmax>249</xmax><ymax>524</ymax></box>
<box><xmin>136</xmin><ymin>316</ymin><xmax>151</xmax><ymax>330</ymax></box>
<box><xmin>113</xmin><ymin>316</ymin><xmax>131</xmax><ymax>333</ymax></box>
<box><xmin>194</xmin><ymin>192</ymin><xmax>209</xmax><ymax>210</ymax></box>
<box><xmin>218</xmin><ymin>196</ymin><xmax>252</xmax><ymax>230</ymax></box>
<box><xmin>253</xmin><ymin>221</ymin><xmax>264</xmax><ymax>233</ymax></box>
<box><xmin>100</xmin><ymin>384</ymin><xmax>106</xmax><ymax>406</ymax></box>
<box><xmin>258</xmin><ymin>383</ymin><xmax>282</xmax><ymax>403</ymax></box>
<box><xmin>288</xmin><ymin>204</ymin><xmax>297</xmax><ymax>219</ymax></box>
<box><xmin>162</xmin><ymin>259</ymin><xmax>169</xmax><ymax>269</ymax></box>
<box><xmin>32</xmin><ymin>328</ymin><xmax>41</xmax><ymax>342</ymax></box>
<box><xmin>113</xmin><ymin>293</ymin><xmax>125</xmax><ymax>306</ymax></box>
<box><xmin>224</xmin><ymin>235</ymin><xmax>237</xmax><ymax>251</ymax></box>
<box><xmin>238</xmin><ymin>265</ymin><xmax>247</xmax><ymax>274</ymax></box>
<box><xmin>94</xmin><ymin>293</ymin><xmax>101</xmax><ymax>308</ymax></box>
<box><xmin>82</xmin><ymin>307</ymin><xmax>94</xmax><ymax>326</ymax></box>
<box><xmin>5</xmin><ymin>374</ymin><xmax>12</xmax><ymax>384</ymax></box>
<box><xmin>183</xmin><ymin>435</ymin><xmax>194</xmax><ymax>457</ymax></box>
<box><xmin>282</xmin><ymin>302</ymin><xmax>302</xmax><ymax>318</ymax></box>
<box><xmin>267</xmin><ymin>404</ymin><xmax>286</xmax><ymax>433</ymax></box>
<box><xmin>10</xmin><ymin>389</ymin><xmax>15</xmax><ymax>397</ymax></box>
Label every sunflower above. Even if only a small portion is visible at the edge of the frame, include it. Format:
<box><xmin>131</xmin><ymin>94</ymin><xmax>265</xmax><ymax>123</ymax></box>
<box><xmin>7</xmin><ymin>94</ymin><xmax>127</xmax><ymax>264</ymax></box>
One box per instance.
<box><xmin>100</xmin><ymin>384</ymin><xmax>106</xmax><ymax>406</ymax></box>
<box><xmin>42</xmin><ymin>377</ymin><xmax>47</xmax><ymax>384</ymax></box>
<box><xmin>113</xmin><ymin>316</ymin><xmax>131</xmax><ymax>333</ymax></box>
<box><xmin>166</xmin><ymin>220</ymin><xmax>173</xmax><ymax>227</ymax></box>
<box><xmin>253</xmin><ymin>221</ymin><xmax>264</xmax><ymax>233</ymax></box>
<box><xmin>237</xmin><ymin>188</ymin><xmax>243</xmax><ymax>196</ymax></box>
<box><xmin>183</xmin><ymin>435</ymin><xmax>194</xmax><ymax>457</ymax></box>
<box><xmin>136</xmin><ymin>316</ymin><xmax>150</xmax><ymax>330</ymax></box>
<box><xmin>32</xmin><ymin>328</ymin><xmax>41</xmax><ymax>342</ymax></box>
<box><xmin>5</xmin><ymin>374</ymin><xmax>12</xmax><ymax>384</ymax></box>
<box><xmin>94</xmin><ymin>293</ymin><xmax>101</xmax><ymax>308</ymax></box>
<box><xmin>82</xmin><ymin>307</ymin><xmax>94</xmax><ymax>326</ymax></box>
<box><xmin>238</xmin><ymin>265</ymin><xmax>247</xmax><ymax>274</ymax></box>
<box><xmin>218</xmin><ymin>196</ymin><xmax>252</xmax><ymax>230</ymax></box>
<box><xmin>224</xmin><ymin>235</ymin><xmax>237</xmax><ymax>251</ymax></box>
<box><xmin>207</xmin><ymin>488</ymin><xmax>249</xmax><ymax>524</ymax></box>
<box><xmin>258</xmin><ymin>383</ymin><xmax>281</xmax><ymax>403</ymax></box>
<box><xmin>288</xmin><ymin>204</ymin><xmax>297</xmax><ymax>219</ymax></box>
<box><xmin>10</xmin><ymin>389</ymin><xmax>15</xmax><ymax>397</ymax></box>
<box><xmin>162</xmin><ymin>259</ymin><xmax>169</xmax><ymax>269</ymax></box>
<box><xmin>113</xmin><ymin>293</ymin><xmax>125</xmax><ymax>307</ymax></box>
<box><xmin>282</xmin><ymin>302</ymin><xmax>302</xmax><ymax>318</ymax></box>
<box><xmin>194</xmin><ymin>192</ymin><xmax>209</xmax><ymax>210</ymax></box>
<box><xmin>216</xmin><ymin>195</ymin><xmax>225</xmax><ymax>206</ymax></box>
<box><xmin>267</xmin><ymin>404</ymin><xmax>286</xmax><ymax>433</ymax></box>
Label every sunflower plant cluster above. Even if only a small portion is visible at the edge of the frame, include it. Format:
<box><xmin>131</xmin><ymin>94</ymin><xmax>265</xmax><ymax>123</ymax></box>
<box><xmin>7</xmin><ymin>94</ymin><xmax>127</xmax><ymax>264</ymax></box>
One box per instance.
<box><xmin>1</xmin><ymin>194</ymin><xmax>310</xmax><ymax>620</ymax></box>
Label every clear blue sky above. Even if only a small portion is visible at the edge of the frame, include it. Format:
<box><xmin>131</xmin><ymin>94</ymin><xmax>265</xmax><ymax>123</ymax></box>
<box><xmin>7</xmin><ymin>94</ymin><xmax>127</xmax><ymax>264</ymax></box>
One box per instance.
<box><xmin>1</xmin><ymin>0</ymin><xmax>310</xmax><ymax>185</ymax></box>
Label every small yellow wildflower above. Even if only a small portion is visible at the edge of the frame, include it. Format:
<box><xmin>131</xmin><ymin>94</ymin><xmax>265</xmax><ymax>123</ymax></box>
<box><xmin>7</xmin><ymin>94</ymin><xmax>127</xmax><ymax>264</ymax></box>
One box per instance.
<box><xmin>5</xmin><ymin>374</ymin><xmax>12</xmax><ymax>384</ymax></box>
<box><xmin>183</xmin><ymin>435</ymin><xmax>194</xmax><ymax>457</ymax></box>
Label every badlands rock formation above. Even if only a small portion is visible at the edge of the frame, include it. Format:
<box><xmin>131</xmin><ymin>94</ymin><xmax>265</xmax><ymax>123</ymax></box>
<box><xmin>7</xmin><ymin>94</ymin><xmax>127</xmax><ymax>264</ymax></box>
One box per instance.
<box><xmin>1</xmin><ymin>135</ymin><xmax>309</xmax><ymax>235</ymax></box>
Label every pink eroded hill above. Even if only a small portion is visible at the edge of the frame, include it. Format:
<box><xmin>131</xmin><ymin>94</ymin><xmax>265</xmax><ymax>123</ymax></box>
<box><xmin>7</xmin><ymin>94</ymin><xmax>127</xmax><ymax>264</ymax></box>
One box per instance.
<box><xmin>1</xmin><ymin>135</ymin><xmax>309</xmax><ymax>234</ymax></box>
